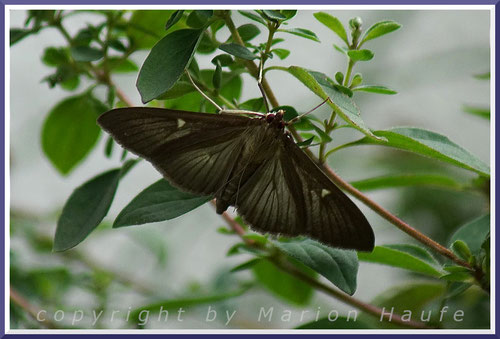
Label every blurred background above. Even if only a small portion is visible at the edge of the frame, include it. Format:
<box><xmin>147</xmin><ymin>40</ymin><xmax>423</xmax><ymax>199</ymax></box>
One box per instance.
<box><xmin>9</xmin><ymin>9</ymin><xmax>490</xmax><ymax>329</ymax></box>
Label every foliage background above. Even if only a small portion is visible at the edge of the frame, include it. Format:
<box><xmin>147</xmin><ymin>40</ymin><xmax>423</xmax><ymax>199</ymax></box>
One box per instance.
<box><xmin>9</xmin><ymin>9</ymin><xmax>490</xmax><ymax>329</ymax></box>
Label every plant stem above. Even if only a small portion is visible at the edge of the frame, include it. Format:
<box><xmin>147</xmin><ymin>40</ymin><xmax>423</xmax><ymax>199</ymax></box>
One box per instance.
<box><xmin>270</xmin><ymin>258</ymin><xmax>431</xmax><ymax>329</ymax></box>
<box><xmin>222</xmin><ymin>12</ymin><xmax>279</xmax><ymax>108</ymax></box>
<box><xmin>343</xmin><ymin>59</ymin><xmax>355</xmax><ymax>87</ymax></box>
<box><xmin>10</xmin><ymin>288</ymin><xmax>59</xmax><ymax>329</ymax></box>
<box><xmin>321</xmin><ymin>166</ymin><xmax>472</xmax><ymax>269</ymax></box>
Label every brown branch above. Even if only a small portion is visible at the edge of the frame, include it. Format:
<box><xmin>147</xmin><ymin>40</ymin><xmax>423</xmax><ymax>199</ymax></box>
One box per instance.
<box><xmin>114</xmin><ymin>85</ymin><xmax>135</xmax><ymax>107</ymax></box>
<box><xmin>10</xmin><ymin>287</ymin><xmax>59</xmax><ymax>329</ymax></box>
<box><xmin>222</xmin><ymin>12</ymin><xmax>279</xmax><ymax>108</ymax></box>
<box><xmin>272</xmin><ymin>258</ymin><xmax>431</xmax><ymax>329</ymax></box>
<box><xmin>321</xmin><ymin>167</ymin><xmax>472</xmax><ymax>269</ymax></box>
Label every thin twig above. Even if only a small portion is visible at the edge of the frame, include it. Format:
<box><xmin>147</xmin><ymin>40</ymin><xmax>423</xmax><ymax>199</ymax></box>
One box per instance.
<box><xmin>10</xmin><ymin>287</ymin><xmax>59</xmax><ymax>329</ymax></box>
<box><xmin>271</xmin><ymin>259</ymin><xmax>431</xmax><ymax>329</ymax></box>
<box><xmin>222</xmin><ymin>13</ymin><xmax>279</xmax><ymax>108</ymax></box>
<box><xmin>321</xmin><ymin>167</ymin><xmax>472</xmax><ymax>269</ymax></box>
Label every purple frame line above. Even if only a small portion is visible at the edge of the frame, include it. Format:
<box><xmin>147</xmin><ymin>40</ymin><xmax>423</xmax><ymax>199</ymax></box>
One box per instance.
<box><xmin>0</xmin><ymin>0</ymin><xmax>498</xmax><ymax>338</ymax></box>
<box><xmin>0</xmin><ymin>0</ymin><xmax>499</xmax><ymax>5</ymax></box>
<box><xmin>1</xmin><ymin>1</ymin><xmax>5</xmax><ymax>339</ymax></box>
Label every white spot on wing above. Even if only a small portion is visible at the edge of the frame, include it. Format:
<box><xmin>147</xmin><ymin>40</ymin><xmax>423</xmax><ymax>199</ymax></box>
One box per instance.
<box><xmin>177</xmin><ymin>118</ymin><xmax>186</xmax><ymax>128</ymax></box>
<box><xmin>321</xmin><ymin>189</ymin><xmax>331</xmax><ymax>198</ymax></box>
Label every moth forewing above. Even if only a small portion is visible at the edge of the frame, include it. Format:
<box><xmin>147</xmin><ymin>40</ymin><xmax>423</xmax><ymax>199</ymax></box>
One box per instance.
<box><xmin>97</xmin><ymin>107</ymin><xmax>374</xmax><ymax>252</ymax></box>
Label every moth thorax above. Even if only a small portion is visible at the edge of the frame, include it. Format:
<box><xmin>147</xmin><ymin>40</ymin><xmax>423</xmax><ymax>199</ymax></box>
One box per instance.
<box><xmin>275</xmin><ymin>109</ymin><xmax>285</xmax><ymax>120</ymax></box>
<box><xmin>266</xmin><ymin>110</ymin><xmax>286</xmax><ymax>130</ymax></box>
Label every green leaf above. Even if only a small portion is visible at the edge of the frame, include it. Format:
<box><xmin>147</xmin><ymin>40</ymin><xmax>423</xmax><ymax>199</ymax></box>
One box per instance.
<box><xmin>208</xmin><ymin>70</ymin><xmax>243</xmax><ymax>102</ymax></box>
<box><xmin>114</xmin><ymin>179</ymin><xmax>211</xmax><ymax>228</ymax></box>
<box><xmin>212</xmin><ymin>60</ymin><xmax>222</xmax><ymax>90</ymax></box>
<box><xmin>462</xmin><ymin>105</ymin><xmax>490</xmax><ymax>120</ymax></box>
<box><xmin>41</xmin><ymin>94</ymin><xmax>105</xmax><ymax>174</ymax></box>
<box><xmin>335</xmin><ymin>71</ymin><xmax>344</xmax><ymax>85</ymax></box>
<box><xmin>262</xmin><ymin>10</ymin><xmax>286</xmax><ymax>21</ymax></box>
<box><xmin>108</xmin><ymin>38</ymin><xmax>127</xmax><ymax>52</ymax></box>
<box><xmin>42</xmin><ymin>47</ymin><xmax>69</xmax><ymax>67</ymax></box>
<box><xmin>165</xmin><ymin>10</ymin><xmax>184</xmax><ymax>31</ymax></box>
<box><xmin>274</xmin><ymin>239</ymin><xmax>358</xmax><ymax>295</ymax></box>
<box><xmin>239</xmin><ymin>97</ymin><xmax>265</xmax><ymax>112</ymax></box>
<box><xmin>333</xmin><ymin>43</ymin><xmax>348</xmax><ymax>55</ymax></box>
<box><xmin>448</xmin><ymin>214</ymin><xmax>490</xmax><ymax>256</ymax></box>
<box><xmin>297</xmin><ymin>316</ymin><xmax>370</xmax><ymax>329</ymax></box>
<box><xmin>450</xmin><ymin>240</ymin><xmax>472</xmax><ymax>261</ymax></box>
<box><xmin>352</xmin><ymin>85</ymin><xmax>397</xmax><ymax>94</ymax></box>
<box><xmin>219</xmin><ymin>43</ymin><xmax>257</xmax><ymax>60</ymax></box>
<box><xmin>272</xmin><ymin>48</ymin><xmax>290</xmax><ymax>60</ymax></box>
<box><xmin>358</xmin><ymin>245</ymin><xmax>442</xmax><ymax>277</ymax></box>
<box><xmin>105</xmin><ymin>57</ymin><xmax>138</xmax><ymax>73</ymax></box>
<box><xmin>313</xmin><ymin>12</ymin><xmax>348</xmax><ymax>45</ymax></box>
<box><xmin>252</xmin><ymin>259</ymin><xmax>314</xmax><ymax>306</ymax></box>
<box><xmin>197</xmin><ymin>31</ymin><xmax>218</xmax><ymax>54</ymax></box>
<box><xmin>364</xmin><ymin>283</ymin><xmax>445</xmax><ymax>328</ymax></box>
<box><xmin>351</xmin><ymin>73</ymin><xmax>363</xmax><ymax>87</ymax></box>
<box><xmin>334</xmin><ymin>84</ymin><xmax>353</xmax><ymax>97</ymax></box>
<box><xmin>128</xmin><ymin>10</ymin><xmax>179</xmax><ymax>50</ymax></box>
<box><xmin>440</xmin><ymin>271</ymin><xmax>472</xmax><ymax>282</ymax></box>
<box><xmin>53</xmin><ymin>168</ymin><xmax>122</xmax><ymax>251</ymax></box>
<box><xmin>271</xmin><ymin>38</ymin><xmax>285</xmax><ymax>46</ymax></box>
<box><xmin>285</xmin><ymin>66</ymin><xmax>382</xmax><ymax>141</ymax></box>
<box><xmin>296</xmin><ymin>136</ymin><xmax>315</xmax><ymax>147</ymax></box>
<box><xmin>384</xmin><ymin>244</ymin><xmax>439</xmax><ymax>265</ymax></box>
<box><xmin>311</xmin><ymin>123</ymin><xmax>332</xmax><ymax>142</ymax></box>
<box><xmin>10</xmin><ymin>28</ymin><xmax>34</xmax><ymax>46</ymax></box>
<box><xmin>238</xmin><ymin>10</ymin><xmax>267</xmax><ymax>26</ymax></box>
<box><xmin>73</xmin><ymin>27</ymin><xmax>93</xmax><ymax>46</ymax></box>
<box><xmin>443</xmin><ymin>265</ymin><xmax>471</xmax><ymax>273</ymax></box>
<box><xmin>130</xmin><ymin>286</ymin><xmax>250</xmax><ymax>321</ymax></box>
<box><xmin>279</xmin><ymin>28</ymin><xmax>320</xmax><ymax>42</ymax></box>
<box><xmin>104</xmin><ymin>136</ymin><xmax>114</xmax><ymax>158</ymax></box>
<box><xmin>70</xmin><ymin>46</ymin><xmax>104</xmax><ymax>62</ymax></box>
<box><xmin>211</xmin><ymin>54</ymin><xmax>234</xmax><ymax>67</ymax></box>
<box><xmin>445</xmin><ymin>282</ymin><xmax>473</xmax><ymax>298</ymax></box>
<box><xmin>473</xmin><ymin>72</ymin><xmax>490</xmax><ymax>80</ymax></box>
<box><xmin>186</xmin><ymin>10</ymin><xmax>213</xmax><ymax>28</ymax></box>
<box><xmin>137</xmin><ymin>28</ymin><xmax>203</xmax><ymax>103</ymax></box>
<box><xmin>361</xmin><ymin>20</ymin><xmax>401</xmax><ymax>45</ymax></box>
<box><xmin>157</xmin><ymin>80</ymin><xmax>195</xmax><ymax>100</ymax></box>
<box><xmin>347</xmin><ymin>49</ymin><xmax>374</xmax><ymax>61</ymax></box>
<box><xmin>230</xmin><ymin>258</ymin><xmax>262</xmax><ymax>273</ymax></box>
<box><xmin>350</xmin><ymin>173</ymin><xmax>464</xmax><ymax>192</ymax></box>
<box><xmin>344</xmin><ymin>127</ymin><xmax>490</xmax><ymax>176</ymax></box>
<box><xmin>280</xmin><ymin>10</ymin><xmax>297</xmax><ymax>21</ymax></box>
<box><xmin>237</xmin><ymin>24</ymin><xmax>260</xmax><ymax>41</ymax></box>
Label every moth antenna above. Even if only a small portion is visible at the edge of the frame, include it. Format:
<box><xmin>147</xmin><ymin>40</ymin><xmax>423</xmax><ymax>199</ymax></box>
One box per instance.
<box><xmin>257</xmin><ymin>58</ymin><xmax>270</xmax><ymax>113</ymax></box>
<box><xmin>185</xmin><ymin>70</ymin><xmax>223</xmax><ymax>112</ymax></box>
<box><xmin>288</xmin><ymin>97</ymin><xmax>332</xmax><ymax>124</ymax></box>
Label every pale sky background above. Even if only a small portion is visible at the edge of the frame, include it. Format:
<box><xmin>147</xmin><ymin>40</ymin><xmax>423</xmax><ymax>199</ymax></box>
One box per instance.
<box><xmin>9</xmin><ymin>8</ymin><xmax>491</xmax><ymax>328</ymax></box>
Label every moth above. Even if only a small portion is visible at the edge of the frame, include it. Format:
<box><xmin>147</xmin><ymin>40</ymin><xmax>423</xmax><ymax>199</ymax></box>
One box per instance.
<box><xmin>97</xmin><ymin>108</ymin><xmax>375</xmax><ymax>251</ymax></box>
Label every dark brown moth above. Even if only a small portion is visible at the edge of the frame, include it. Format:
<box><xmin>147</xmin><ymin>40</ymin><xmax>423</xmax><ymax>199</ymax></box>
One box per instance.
<box><xmin>97</xmin><ymin>108</ymin><xmax>375</xmax><ymax>252</ymax></box>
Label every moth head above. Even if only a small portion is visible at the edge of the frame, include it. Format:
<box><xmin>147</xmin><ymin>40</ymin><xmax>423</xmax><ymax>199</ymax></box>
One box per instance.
<box><xmin>265</xmin><ymin>110</ymin><xmax>287</xmax><ymax>130</ymax></box>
